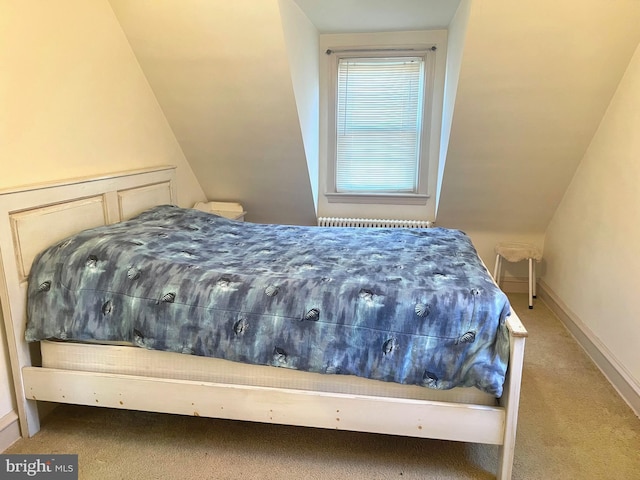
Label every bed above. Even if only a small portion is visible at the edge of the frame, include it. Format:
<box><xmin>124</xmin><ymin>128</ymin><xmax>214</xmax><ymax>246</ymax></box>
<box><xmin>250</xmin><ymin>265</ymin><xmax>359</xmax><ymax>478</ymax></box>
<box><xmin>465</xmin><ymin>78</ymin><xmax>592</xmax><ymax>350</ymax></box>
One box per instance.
<box><xmin>0</xmin><ymin>166</ymin><xmax>527</xmax><ymax>479</ymax></box>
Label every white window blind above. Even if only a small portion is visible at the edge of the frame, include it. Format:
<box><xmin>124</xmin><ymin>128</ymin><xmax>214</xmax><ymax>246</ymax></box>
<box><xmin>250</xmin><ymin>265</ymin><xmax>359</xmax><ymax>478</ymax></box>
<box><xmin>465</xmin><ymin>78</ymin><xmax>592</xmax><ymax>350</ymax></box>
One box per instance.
<box><xmin>335</xmin><ymin>56</ymin><xmax>425</xmax><ymax>193</ymax></box>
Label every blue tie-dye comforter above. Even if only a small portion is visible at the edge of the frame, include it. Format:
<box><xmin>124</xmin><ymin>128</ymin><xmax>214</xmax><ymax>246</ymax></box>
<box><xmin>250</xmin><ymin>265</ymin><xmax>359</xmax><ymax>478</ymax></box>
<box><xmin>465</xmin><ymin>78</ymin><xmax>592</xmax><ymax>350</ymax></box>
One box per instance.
<box><xmin>26</xmin><ymin>206</ymin><xmax>511</xmax><ymax>396</ymax></box>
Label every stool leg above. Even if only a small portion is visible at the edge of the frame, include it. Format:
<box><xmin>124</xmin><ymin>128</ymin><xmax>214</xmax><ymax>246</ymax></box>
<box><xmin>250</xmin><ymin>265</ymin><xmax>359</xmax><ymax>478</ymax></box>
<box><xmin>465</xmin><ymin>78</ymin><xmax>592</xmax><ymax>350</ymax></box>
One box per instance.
<box><xmin>493</xmin><ymin>254</ymin><xmax>501</xmax><ymax>285</ymax></box>
<box><xmin>533</xmin><ymin>260</ymin><xmax>537</xmax><ymax>298</ymax></box>
<box><xmin>528</xmin><ymin>258</ymin><xmax>533</xmax><ymax>309</ymax></box>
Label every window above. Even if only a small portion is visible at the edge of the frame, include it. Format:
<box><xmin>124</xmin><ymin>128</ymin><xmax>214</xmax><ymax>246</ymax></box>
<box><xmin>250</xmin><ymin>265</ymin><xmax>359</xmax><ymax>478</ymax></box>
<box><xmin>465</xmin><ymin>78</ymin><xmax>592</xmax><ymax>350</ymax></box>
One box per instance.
<box><xmin>336</xmin><ymin>57</ymin><xmax>424</xmax><ymax>193</ymax></box>
<box><xmin>325</xmin><ymin>48</ymin><xmax>435</xmax><ymax>204</ymax></box>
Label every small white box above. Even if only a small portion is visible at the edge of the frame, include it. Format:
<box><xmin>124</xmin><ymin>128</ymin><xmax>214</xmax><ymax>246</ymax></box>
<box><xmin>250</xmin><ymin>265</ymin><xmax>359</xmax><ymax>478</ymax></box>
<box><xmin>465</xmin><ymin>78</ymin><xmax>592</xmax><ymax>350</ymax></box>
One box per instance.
<box><xmin>193</xmin><ymin>201</ymin><xmax>246</xmax><ymax>221</ymax></box>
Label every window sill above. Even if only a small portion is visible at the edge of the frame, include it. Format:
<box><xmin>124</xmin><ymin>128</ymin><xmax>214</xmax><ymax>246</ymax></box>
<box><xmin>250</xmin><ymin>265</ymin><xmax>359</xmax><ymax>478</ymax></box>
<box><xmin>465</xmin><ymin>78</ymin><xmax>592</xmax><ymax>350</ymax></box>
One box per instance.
<box><xmin>325</xmin><ymin>192</ymin><xmax>429</xmax><ymax>205</ymax></box>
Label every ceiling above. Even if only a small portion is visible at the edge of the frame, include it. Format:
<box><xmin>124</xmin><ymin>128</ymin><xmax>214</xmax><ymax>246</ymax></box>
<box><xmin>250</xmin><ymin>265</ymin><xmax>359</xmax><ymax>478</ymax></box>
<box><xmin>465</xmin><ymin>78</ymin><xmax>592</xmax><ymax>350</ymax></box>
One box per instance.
<box><xmin>292</xmin><ymin>0</ymin><xmax>461</xmax><ymax>33</ymax></box>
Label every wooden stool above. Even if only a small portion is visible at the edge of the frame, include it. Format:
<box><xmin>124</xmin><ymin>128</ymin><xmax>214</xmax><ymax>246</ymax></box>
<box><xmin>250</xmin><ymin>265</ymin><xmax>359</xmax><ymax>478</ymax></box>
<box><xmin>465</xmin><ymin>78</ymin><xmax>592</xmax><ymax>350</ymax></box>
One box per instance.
<box><xmin>493</xmin><ymin>242</ymin><xmax>542</xmax><ymax>309</ymax></box>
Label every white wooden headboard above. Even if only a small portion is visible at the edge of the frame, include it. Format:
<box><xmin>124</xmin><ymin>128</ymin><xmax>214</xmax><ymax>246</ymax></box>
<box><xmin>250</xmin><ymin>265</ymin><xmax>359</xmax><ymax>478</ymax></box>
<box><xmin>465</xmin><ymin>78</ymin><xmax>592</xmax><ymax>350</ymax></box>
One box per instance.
<box><xmin>0</xmin><ymin>166</ymin><xmax>176</xmax><ymax>437</ymax></box>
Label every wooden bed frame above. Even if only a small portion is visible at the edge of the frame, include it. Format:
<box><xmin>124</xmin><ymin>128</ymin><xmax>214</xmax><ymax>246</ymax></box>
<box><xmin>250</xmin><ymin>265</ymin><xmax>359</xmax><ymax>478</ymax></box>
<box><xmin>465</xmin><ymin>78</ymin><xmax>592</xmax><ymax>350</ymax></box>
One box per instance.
<box><xmin>0</xmin><ymin>166</ymin><xmax>527</xmax><ymax>479</ymax></box>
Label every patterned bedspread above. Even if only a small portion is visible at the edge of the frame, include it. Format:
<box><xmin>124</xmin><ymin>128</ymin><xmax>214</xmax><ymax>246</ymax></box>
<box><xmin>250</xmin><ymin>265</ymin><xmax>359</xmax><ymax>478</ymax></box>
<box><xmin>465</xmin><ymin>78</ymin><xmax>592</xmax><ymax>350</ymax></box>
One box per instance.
<box><xmin>26</xmin><ymin>206</ymin><xmax>511</xmax><ymax>396</ymax></box>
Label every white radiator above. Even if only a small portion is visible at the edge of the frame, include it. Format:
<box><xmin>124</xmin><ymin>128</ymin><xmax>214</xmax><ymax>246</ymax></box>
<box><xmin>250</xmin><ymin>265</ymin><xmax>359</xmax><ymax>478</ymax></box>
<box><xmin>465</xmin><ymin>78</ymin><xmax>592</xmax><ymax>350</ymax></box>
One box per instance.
<box><xmin>317</xmin><ymin>217</ymin><xmax>434</xmax><ymax>229</ymax></box>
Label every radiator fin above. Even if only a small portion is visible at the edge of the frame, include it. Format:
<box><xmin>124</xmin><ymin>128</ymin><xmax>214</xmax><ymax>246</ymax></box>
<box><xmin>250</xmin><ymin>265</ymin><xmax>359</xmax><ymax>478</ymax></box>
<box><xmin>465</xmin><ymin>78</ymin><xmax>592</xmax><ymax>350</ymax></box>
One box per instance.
<box><xmin>317</xmin><ymin>217</ymin><xmax>434</xmax><ymax>229</ymax></box>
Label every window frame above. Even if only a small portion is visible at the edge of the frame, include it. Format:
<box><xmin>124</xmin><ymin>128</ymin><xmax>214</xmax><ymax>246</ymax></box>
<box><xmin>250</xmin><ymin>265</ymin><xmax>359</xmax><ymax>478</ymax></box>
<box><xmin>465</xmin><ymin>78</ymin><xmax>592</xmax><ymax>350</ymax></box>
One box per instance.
<box><xmin>325</xmin><ymin>46</ymin><xmax>437</xmax><ymax>205</ymax></box>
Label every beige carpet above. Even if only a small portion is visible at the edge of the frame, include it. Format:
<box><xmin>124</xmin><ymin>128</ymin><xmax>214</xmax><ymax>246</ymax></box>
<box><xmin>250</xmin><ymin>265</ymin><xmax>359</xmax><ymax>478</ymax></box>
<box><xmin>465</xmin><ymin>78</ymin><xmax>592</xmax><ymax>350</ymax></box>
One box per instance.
<box><xmin>6</xmin><ymin>294</ymin><xmax>640</xmax><ymax>479</ymax></box>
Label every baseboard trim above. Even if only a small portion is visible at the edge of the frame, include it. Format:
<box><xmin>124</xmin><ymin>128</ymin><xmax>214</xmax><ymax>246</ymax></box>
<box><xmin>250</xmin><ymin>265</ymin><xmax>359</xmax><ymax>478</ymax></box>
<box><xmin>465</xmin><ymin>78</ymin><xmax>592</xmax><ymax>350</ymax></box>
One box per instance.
<box><xmin>0</xmin><ymin>411</ymin><xmax>20</xmax><ymax>452</ymax></box>
<box><xmin>538</xmin><ymin>280</ymin><xmax>640</xmax><ymax>418</ymax></box>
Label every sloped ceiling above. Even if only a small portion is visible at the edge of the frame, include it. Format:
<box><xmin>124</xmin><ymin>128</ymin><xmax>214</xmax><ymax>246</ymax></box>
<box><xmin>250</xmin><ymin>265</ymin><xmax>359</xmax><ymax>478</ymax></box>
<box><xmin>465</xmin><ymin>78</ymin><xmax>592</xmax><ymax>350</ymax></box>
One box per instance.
<box><xmin>436</xmin><ymin>0</ymin><xmax>640</xmax><ymax>233</ymax></box>
<box><xmin>109</xmin><ymin>0</ymin><xmax>640</xmax><ymax>232</ymax></box>
<box><xmin>292</xmin><ymin>0</ymin><xmax>460</xmax><ymax>32</ymax></box>
<box><xmin>109</xmin><ymin>0</ymin><xmax>317</xmax><ymax>225</ymax></box>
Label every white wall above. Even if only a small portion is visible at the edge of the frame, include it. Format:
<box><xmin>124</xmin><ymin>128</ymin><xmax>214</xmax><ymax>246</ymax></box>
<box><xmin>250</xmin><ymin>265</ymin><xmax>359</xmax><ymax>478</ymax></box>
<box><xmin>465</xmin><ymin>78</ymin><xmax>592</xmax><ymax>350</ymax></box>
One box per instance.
<box><xmin>0</xmin><ymin>0</ymin><xmax>205</xmax><ymax>207</ymax></box>
<box><xmin>0</xmin><ymin>0</ymin><xmax>205</xmax><ymax>435</ymax></box>
<box><xmin>544</xmin><ymin>41</ymin><xmax>640</xmax><ymax>400</ymax></box>
<box><xmin>0</xmin><ymin>308</ymin><xmax>15</xmax><ymax>420</ymax></box>
<box><xmin>436</xmin><ymin>0</ymin><xmax>471</xmax><ymax>216</ymax></box>
<box><xmin>278</xmin><ymin>0</ymin><xmax>320</xmax><ymax>214</ymax></box>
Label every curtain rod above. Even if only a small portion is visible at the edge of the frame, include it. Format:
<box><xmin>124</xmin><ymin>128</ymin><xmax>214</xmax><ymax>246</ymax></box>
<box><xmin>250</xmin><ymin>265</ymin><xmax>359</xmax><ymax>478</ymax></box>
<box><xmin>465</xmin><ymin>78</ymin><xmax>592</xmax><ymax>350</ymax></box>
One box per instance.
<box><xmin>325</xmin><ymin>46</ymin><xmax>436</xmax><ymax>55</ymax></box>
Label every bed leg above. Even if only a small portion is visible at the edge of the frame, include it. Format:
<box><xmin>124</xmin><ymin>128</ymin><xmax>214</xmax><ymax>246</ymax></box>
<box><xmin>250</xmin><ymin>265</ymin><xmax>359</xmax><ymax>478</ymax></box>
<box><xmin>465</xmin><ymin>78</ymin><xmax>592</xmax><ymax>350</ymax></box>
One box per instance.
<box><xmin>497</xmin><ymin>429</ymin><xmax>516</xmax><ymax>480</ymax></box>
<box><xmin>19</xmin><ymin>400</ymin><xmax>41</xmax><ymax>437</ymax></box>
<box><xmin>497</xmin><ymin>319</ymin><xmax>527</xmax><ymax>479</ymax></box>
<box><xmin>0</xmin><ymin>281</ymin><xmax>42</xmax><ymax>438</ymax></box>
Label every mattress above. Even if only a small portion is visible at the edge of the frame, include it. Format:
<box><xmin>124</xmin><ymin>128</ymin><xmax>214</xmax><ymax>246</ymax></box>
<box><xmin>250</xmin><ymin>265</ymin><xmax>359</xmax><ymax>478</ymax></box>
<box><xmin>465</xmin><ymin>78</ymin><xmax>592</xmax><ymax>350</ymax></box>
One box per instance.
<box><xmin>40</xmin><ymin>340</ymin><xmax>497</xmax><ymax>406</ymax></box>
<box><xmin>27</xmin><ymin>205</ymin><xmax>511</xmax><ymax>396</ymax></box>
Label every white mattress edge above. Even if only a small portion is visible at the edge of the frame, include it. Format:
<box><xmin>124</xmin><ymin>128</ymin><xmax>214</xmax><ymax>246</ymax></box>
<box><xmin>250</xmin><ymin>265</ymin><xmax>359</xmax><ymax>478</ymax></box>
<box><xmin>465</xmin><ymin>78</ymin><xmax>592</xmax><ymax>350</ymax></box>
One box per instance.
<box><xmin>40</xmin><ymin>340</ymin><xmax>497</xmax><ymax>406</ymax></box>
